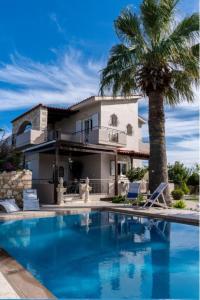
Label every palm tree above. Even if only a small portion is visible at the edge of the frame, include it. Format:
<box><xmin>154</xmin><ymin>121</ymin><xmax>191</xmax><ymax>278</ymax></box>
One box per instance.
<box><xmin>100</xmin><ymin>0</ymin><xmax>199</xmax><ymax>202</ymax></box>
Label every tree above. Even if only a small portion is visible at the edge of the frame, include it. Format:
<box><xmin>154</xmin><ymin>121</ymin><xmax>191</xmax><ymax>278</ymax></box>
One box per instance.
<box><xmin>168</xmin><ymin>161</ymin><xmax>190</xmax><ymax>185</ymax></box>
<box><xmin>99</xmin><ymin>0</ymin><xmax>199</xmax><ymax>203</ymax></box>
<box><xmin>0</xmin><ymin>128</ymin><xmax>21</xmax><ymax>171</ymax></box>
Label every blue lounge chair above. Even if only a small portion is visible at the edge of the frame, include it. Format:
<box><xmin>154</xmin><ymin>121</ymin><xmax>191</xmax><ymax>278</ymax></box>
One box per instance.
<box><xmin>143</xmin><ymin>183</ymin><xmax>168</xmax><ymax>208</ymax></box>
<box><xmin>127</xmin><ymin>182</ymin><xmax>140</xmax><ymax>200</ymax></box>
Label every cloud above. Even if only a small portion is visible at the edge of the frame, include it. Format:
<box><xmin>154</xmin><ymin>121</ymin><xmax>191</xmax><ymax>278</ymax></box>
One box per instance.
<box><xmin>49</xmin><ymin>13</ymin><xmax>65</xmax><ymax>34</ymax></box>
<box><xmin>0</xmin><ymin>48</ymin><xmax>198</xmax><ymax>166</ymax></box>
<box><xmin>0</xmin><ymin>49</ymin><xmax>103</xmax><ymax>110</ymax></box>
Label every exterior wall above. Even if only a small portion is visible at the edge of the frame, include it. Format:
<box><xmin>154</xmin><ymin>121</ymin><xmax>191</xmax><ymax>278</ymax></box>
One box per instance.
<box><xmin>0</xmin><ymin>170</ymin><xmax>32</xmax><ymax>207</ymax></box>
<box><xmin>55</xmin><ymin>102</ymin><xmax>101</xmax><ymax>133</ymax></box>
<box><xmin>12</xmin><ymin>106</ymin><xmax>48</xmax><ymax>135</ymax></box>
<box><xmin>25</xmin><ymin>153</ymin><xmax>40</xmax><ymax>179</ymax></box>
<box><xmin>77</xmin><ymin>154</ymin><xmax>101</xmax><ymax>179</ymax></box>
<box><xmin>100</xmin><ymin>100</ymin><xmax>140</xmax><ymax>151</ymax></box>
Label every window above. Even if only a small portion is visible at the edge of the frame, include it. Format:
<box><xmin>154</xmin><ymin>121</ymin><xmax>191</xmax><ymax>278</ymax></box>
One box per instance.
<box><xmin>110</xmin><ymin>114</ymin><xmax>118</xmax><ymax>127</ymax></box>
<box><xmin>126</xmin><ymin>124</ymin><xmax>133</xmax><ymax>136</ymax></box>
<box><xmin>118</xmin><ymin>162</ymin><xmax>127</xmax><ymax>176</ymax></box>
<box><xmin>17</xmin><ymin>121</ymin><xmax>32</xmax><ymax>135</ymax></box>
<box><xmin>110</xmin><ymin>161</ymin><xmax>127</xmax><ymax>176</ymax></box>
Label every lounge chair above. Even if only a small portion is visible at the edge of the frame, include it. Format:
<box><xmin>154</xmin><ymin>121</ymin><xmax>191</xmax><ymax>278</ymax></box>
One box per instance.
<box><xmin>0</xmin><ymin>199</ymin><xmax>20</xmax><ymax>213</ymax></box>
<box><xmin>127</xmin><ymin>182</ymin><xmax>140</xmax><ymax>200</ymax></box>
<box><xmin>23</xmin><ymin>189</ymin><xmax>40</xmax><ymax>211</ymax></box>
<box><xmin>143</xmin><ymin>182</ymin><xmax>168</xmax><ymax>208</ymax></box>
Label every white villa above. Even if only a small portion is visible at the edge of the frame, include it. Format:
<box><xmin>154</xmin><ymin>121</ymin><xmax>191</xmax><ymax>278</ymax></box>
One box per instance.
<box><xmin>11</xmin><ymin>95</ymin><xmax>149</xmax><ymax>203</ymax></box>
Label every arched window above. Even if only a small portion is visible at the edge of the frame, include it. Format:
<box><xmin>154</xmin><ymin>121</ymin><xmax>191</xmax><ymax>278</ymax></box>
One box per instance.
<box><xmin>110</xmin><ymin>114</ymin><xmax>118</xmax><ymax>127</ymax></box>
<box><xmin>126</xmin><ymin>124</ymin><xmax>133</xmax><ymax>136</ymax></box>
<box><xmin>17</xmin><ymin>121</ymin><xmax>32</xmax><ymax>135</ymax></box>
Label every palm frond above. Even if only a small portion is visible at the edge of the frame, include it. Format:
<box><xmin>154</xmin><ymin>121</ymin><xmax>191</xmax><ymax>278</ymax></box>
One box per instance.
<box><xmin>99</xmin><ymin>44</ymin><xmax>138</xmax><ymax>95</ymax></box>
<box><xmin>114</xmin><ymin>8</ymin><xmax>146</xmax><ymax>52</ymax></box>
<box><xmin>165</xmin><ymin>70</ymin><xmax>195</xmax><ymax>104</ymax></box>
<box><xmin>141</xmin><ymin>0</ymin><xmax>178</xmax><ymax>45</ymax></box>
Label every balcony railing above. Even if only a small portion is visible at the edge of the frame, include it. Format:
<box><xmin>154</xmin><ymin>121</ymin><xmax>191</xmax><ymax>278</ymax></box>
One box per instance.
<box><xmin>57</xmin><ymin>126</ymin><xmax>127</xmax><ymax>147</ymax></box>
<box><xmin>13</xmin><ymin>126</ymin><xmax>127</xmax><ymax>148</ymax></box>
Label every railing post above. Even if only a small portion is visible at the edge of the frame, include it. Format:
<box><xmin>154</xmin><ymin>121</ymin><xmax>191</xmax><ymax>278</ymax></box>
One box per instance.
<box><xmin>115</xmin><ymin>151</ymin><xmax>118</xmax><ymax>195</ymax></box>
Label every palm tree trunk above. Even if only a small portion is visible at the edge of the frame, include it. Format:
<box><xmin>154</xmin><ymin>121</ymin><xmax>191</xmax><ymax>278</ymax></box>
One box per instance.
<box><xmin>148</xmin><ymin>91</ymin><xmax>171</xmax><ymax>204</ymax></box>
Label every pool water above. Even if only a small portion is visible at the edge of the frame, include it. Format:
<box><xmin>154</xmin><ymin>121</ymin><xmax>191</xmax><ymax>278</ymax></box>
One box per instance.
<box><xmin>0</xmin><ymin>211</ymin><xmax>199</xmax><ymax>299</ymax></box>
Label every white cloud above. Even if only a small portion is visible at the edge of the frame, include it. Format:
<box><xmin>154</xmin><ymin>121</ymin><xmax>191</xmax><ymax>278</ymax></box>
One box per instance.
<box><xmin>0</xmin><ymin>48</ymin><xmax>198</xmax><ymax>166</ymax></box>
<box><xmin>0</xmin><ymin>49</ymin><xmax>102</xmax><ymax>110</ymax></box>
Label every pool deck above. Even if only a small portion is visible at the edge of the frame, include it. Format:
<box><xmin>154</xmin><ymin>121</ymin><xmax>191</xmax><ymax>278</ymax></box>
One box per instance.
<box><xmin>0</xmin><ymin>249</ymin><xmax>55</xmax><ymax>299</ymax></box>
<box><xmin>0</xmin><ymin>200</ymin><xmax>199</xmax><ymax>299</ymax></box>
<box><xmin>0</xmin><ymin>200</ymin><xmax>199</xmax><ymax>225</ymax></box>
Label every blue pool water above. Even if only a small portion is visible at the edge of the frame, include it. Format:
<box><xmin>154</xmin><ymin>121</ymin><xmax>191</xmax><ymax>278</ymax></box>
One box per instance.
<box><xmin>0</xmin><ymin>211</ymin><xmax>199</xmax><ymax>299</ymax></box>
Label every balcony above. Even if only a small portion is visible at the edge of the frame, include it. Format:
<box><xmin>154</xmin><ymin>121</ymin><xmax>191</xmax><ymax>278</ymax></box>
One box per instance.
<box><xmin>15</xmin><ymin>130</ymin><xmax>46</xmax><ymax>148</ymax></box>
<box><xmin>57</xmin><ymin>127</ymin><xmax>127</xmax><ymax>147</ymax></box>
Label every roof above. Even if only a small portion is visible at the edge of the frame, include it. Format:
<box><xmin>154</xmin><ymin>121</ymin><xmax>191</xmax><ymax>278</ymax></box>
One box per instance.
<box><xmin>117</xmin><ymin>149</ymin><xmax>149</xmax><ymax>159</ymax></box>
<box><xmin>11</xmin><ymin>94</ymin><xmax>142</xmax><ymax>123</ymax></box>
<box><xmin>138</xmin><ymin>115</ymin><xmax>147</xmax><ymax>124</ymax></box>
<box><xmin>68</xmin><ymin>95</ymin><xmax>142</xmax><ymax>110</ymax></box>
<box><xmin>11</xmin><ymin>104</ymin><xmax>75</xmax><ymax>123</ymax></box>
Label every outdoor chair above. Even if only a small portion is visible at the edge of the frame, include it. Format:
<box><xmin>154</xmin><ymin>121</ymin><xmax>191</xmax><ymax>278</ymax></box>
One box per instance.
<box><xmin>0</xmin><ymin>199</ymin><xmax>20</xmax><ymax>213</ymax></box>
<box><xmin>23</xmin><ymin>189</ymin><xmax>40</xmax><ymax>211</ymax></box>
<box><xmin>127</xmin><ymin>182</ymin><xmax>140</xmax><ymax>201</ymax></box>
<box><xmin>143</xmin><ymin>182</ymin><xmax>168</xmax><ymax>208</ymax></box>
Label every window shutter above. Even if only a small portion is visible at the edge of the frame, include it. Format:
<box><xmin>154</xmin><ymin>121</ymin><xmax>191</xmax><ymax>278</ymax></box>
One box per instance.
<box><xmin>75</xmin><ymin>120</ymin><xmax>82</xmax><ymax>133</ymax></box>
<box><xmin>92</xmin><ymin>113</ymin><xmax>99</xmax><ymax>129</ymax></box>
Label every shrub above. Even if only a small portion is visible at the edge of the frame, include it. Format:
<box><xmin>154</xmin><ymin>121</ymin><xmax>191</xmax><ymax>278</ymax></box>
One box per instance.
<box><xmin>135</xmin><ymin>194</ymin><xmax>145</xmax><ymax>206</ymax></box>
<box><xmin>173</xmin><ymin>200</ymin><xmax>186</xmax><ymax>209</ymax></box>
<box><xmin>171</xmin><ymin>189</ymin><xmax>184</xmax><ymax>200</ymax></box>
<box><xmin>112</xmin><ymin>195</ymin><xmax>126</xmax><ymax>203</ymax></box>
<box><xmin>126</xmin><ymin>167</ymin><xmax>148</xmax><ymax>182</ymax></box>
<box><xmin>187</xmin><ymin>172</ymin><xmax>199</xmax><ymax>187</ymax></box>
<box><xmin>180</xmin><ymin>182</ymin><xmax>190</xmax><ymax>195</ymax></box>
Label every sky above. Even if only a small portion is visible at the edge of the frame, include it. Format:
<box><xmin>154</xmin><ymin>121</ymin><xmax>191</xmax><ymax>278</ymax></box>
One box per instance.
<box><xmin>0</xmin><ymin>0</ymin><xmax>198</xmax><ymax>166</ymax></box>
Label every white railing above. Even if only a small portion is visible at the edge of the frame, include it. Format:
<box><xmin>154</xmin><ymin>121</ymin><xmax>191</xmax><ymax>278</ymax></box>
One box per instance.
<box><xmin>58</xmin><ymin>126</ymin><xmax>127</xmax><ymax>146</ymax></box>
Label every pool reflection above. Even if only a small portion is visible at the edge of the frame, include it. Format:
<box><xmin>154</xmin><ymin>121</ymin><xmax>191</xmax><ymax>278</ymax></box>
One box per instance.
<box><xmin>0</xmin><ymin>211</ymin><xmax>198</xmax><ymax>299</ymax></box>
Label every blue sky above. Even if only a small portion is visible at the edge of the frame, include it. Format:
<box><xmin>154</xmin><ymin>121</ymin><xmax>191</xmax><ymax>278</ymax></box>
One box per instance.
<box><xmin>0</xmin><ymin>0</ymin><xmax>198</xmax><ymax>165</ymax></box>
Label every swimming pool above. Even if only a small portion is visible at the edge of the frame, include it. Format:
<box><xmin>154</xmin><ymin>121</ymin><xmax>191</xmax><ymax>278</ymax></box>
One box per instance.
<box><xmin>0</xmin><ymin>211</ymin><xmax>199</xmax><ymax>299</ymax></box>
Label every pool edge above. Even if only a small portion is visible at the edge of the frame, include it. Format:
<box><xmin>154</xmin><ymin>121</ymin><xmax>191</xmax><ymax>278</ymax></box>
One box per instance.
<box><xmin>0</xmin><ymin>248</ymin><xmax>56</xmax><ymax>299</ymax></box>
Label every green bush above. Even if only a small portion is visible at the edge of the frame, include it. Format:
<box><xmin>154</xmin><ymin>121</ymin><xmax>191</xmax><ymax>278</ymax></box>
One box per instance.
<box><xmin>126</xmin><ymin>167</ymin><xmax>148</xmax><ymax>182</ymax></box>
<box><xmin>173</xmin><ymin>200</ymin><xmax>186</xmax><ymax>209</ymax></box>
<box><xmin>135</xmin><ymin>194</ymin><xmax>145</xmax><ymax>206</ymax></box>
<box><xmin>112</xmin><ymin>195</ymin><xmax>126</xmax><ymax>203</ymax></box>
<box><xmin>171</xmin><ymin>189</ymin><xmax>184</xmax><ymax>200</ymax></box>
<box><xmin>187</xmin><ymin>172</ymin><xmax>199</xmax><ymax>186</ymax></box>
<box><xmin>180</xmin><ymin>182</ymin><xmax>190</xmax><ymax>195</ymax></box>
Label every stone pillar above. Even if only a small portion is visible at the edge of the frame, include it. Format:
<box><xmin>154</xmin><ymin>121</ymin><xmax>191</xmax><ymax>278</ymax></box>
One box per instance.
<box><xmin>56</xmin><ymin>177</ymin><xmax>67</xmax><ymax>205</ymax></box>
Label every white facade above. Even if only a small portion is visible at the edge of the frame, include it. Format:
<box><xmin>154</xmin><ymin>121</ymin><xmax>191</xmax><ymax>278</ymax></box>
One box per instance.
<box><xmin>12</xmin><ymin>96</ymin><xmax>149</xmax><ymax>193</ymax></box>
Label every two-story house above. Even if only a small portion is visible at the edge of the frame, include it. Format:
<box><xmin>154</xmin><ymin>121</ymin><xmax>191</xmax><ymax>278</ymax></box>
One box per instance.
<box><xmin>12</xmin><ymin>95</ymin><xmax>149</xmax><ymax>203</ymax></box>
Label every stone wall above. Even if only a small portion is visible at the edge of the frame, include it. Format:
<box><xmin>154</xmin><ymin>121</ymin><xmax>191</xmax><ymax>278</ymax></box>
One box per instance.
<box><xmin>0</xmin><ymin>170</ymin><xmax>32</xmax><ymax>207</ymax></box>
<box><xmin>12</xmin><ymin>105</ymin><xmax>48</xmax><ymax>134</ymax></box>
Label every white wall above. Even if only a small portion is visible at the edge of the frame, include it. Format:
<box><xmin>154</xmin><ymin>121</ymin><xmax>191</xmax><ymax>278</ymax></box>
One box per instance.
<box><xmin>55</xmin><ymin>102</ymin><xmax>101</xmax><ymax>133</ymax></box>
<box><xmin>100</xmin><ymin>100</ymin><xmax>140</xmax><ymax>151</ymax></box>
